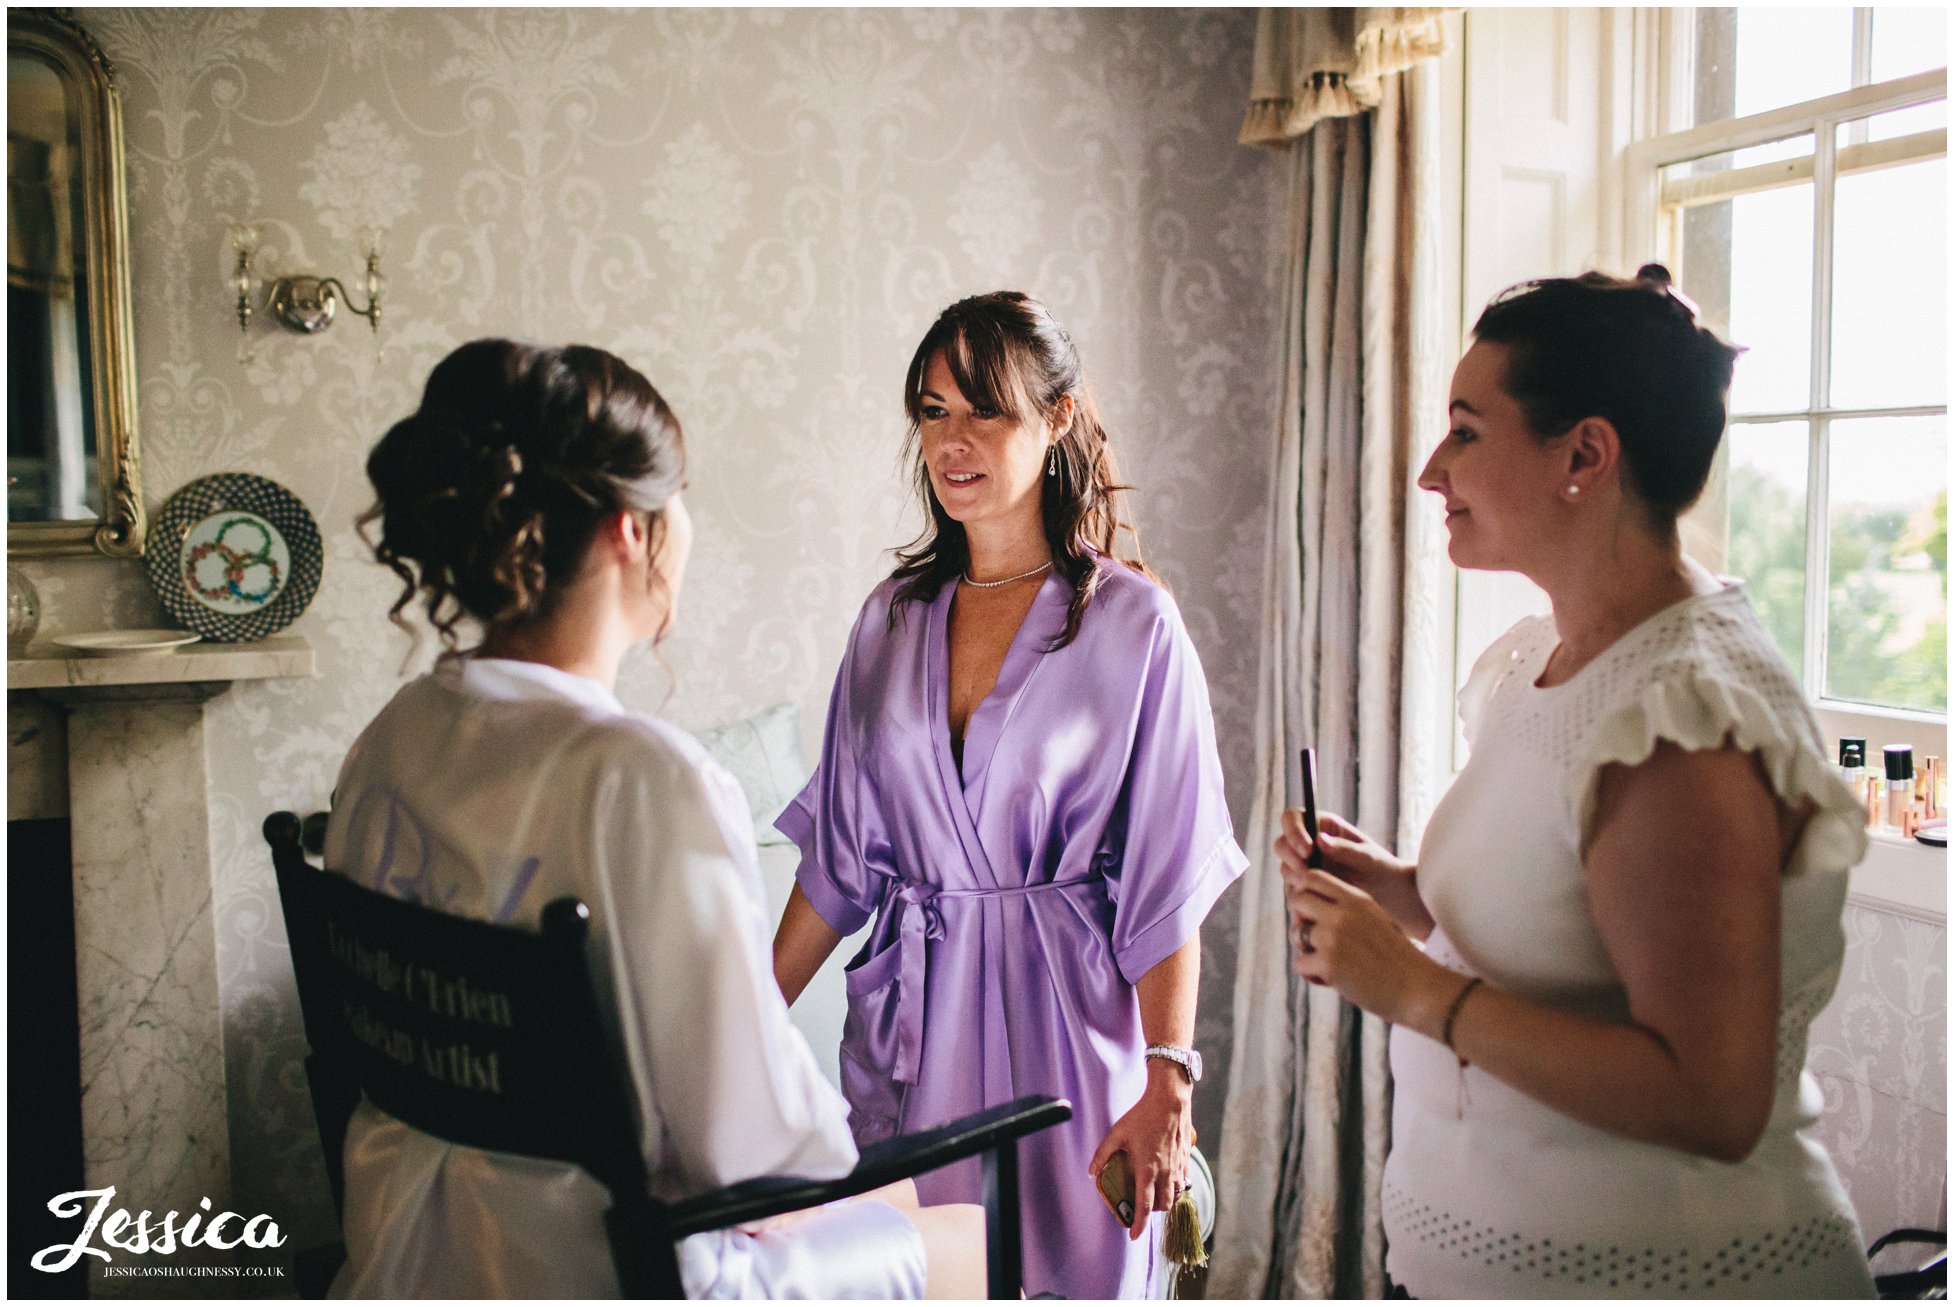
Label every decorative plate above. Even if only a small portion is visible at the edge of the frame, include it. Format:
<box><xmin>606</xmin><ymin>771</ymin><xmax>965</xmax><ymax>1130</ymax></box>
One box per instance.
<box><xmin>144</xmin><ymin>473</ymin><xmax>322</xmax><ymax>642</ymax></box>
<box><xmin>54</xmin><ymin>629</ymin><xmax>201</xmax><ymax>656</ymax></box>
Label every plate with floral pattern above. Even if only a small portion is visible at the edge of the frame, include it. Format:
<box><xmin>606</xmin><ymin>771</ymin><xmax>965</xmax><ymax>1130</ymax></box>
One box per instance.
<box><xmin>144</xmin><ymin>473</ymin><xmax>322</xmax><ymax>642</ymax></box>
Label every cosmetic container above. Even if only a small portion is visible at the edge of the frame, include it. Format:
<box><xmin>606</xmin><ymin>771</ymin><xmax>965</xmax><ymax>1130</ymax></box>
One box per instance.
<box><xmin>1921</xmin><ymin>756</ymin><xmax>1940</xmax><ymax>821</ymax></box>
<box><xmin>1883</xmin><ymin>746</ymin><xmax>1915</xmax><ymax>833</ymax></box>
<box><xmin>1838</xmin><ymin>737</ymin><xmax>1867</xmax><ymax>793</ymax></box>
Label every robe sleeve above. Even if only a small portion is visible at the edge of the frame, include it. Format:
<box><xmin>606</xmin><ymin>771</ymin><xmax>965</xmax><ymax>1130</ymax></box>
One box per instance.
<box><xmin>595</xmin><ymin>733</ymin><xmax>860</xmax><ymax>1190</ymax></box>
<box><xmin>774</xmin><ymin>600</ymin><xmax>893</xmax><ymax>937</ymax></box>
<box><xmin>1102</xmin><ymin>604</ymin><xmax>1249</xmax><ymax>985</ymax></box>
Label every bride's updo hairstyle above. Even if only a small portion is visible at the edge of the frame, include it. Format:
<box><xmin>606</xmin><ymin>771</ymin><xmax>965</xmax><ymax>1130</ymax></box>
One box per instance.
<box><xmin>361</xmin><ymin>338</ymin><xmax>684</xmax><ymax>649</ymax></box>
<box><xmin>1472</xmin><ymin>263</ymin><xmax>1743</xmax><ymax>530</ymax></box>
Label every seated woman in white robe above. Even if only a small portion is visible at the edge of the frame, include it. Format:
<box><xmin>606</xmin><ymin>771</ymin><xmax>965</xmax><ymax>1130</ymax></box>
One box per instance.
<box><xmin>324</xmin><ymin>338</ymin><xmax>983</xmax><ymax>1299</ymax></box>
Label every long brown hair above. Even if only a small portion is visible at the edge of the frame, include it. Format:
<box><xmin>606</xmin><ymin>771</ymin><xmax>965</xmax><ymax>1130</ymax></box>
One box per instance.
<box><xmin>360</xmin><ymin>338</ymin><xmax>685</xmax><ymax>651</ymax></box>
<box><xmin>892</xmin><ymin>292</ymin><xmax>1151</xmax><ymax>649</ymax></box>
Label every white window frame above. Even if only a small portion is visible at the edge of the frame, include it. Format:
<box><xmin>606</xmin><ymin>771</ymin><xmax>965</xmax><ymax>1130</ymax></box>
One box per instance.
<box><xmin>1623</xmin><ymin>34</ymin><xmax>1947</xmax><ymax>732</ymax></box>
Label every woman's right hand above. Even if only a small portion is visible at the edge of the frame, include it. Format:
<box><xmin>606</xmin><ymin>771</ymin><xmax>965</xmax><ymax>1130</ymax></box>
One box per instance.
<box><xmin>1276</xmin><ymin>809</ymin><xmax>1432</xmax><ymax>940</ymax></box>
<box><xmin>1276</xmin><ymin>809</ymin><xmax>1401</xmax><ymax>894</ymax></box>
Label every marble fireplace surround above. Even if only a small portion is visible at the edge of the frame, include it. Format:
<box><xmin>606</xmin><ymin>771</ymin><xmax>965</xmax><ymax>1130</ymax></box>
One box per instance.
<box><xmin>7</xmin><ymin>637</ymin><xmax>314</xmax><ymax>1291</ymax></box>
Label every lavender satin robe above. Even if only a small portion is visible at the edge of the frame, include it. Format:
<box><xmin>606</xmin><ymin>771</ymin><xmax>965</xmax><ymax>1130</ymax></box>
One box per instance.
<box><xmin>779</xmin><ymin>561</ymin><xmax>1247</xmax><ymax>1299</ymax></box>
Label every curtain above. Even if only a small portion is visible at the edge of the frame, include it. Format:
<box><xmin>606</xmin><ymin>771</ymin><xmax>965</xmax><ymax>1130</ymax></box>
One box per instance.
<box><xmin>1212</xmin><ymin>21</ymin><xmax>1448</xmax><ymax>1298</ymax></box>
<box><xmin>1240</xmin><ymin>8</ymin><xmax>1448</xmax><ymax>146</ymax></box>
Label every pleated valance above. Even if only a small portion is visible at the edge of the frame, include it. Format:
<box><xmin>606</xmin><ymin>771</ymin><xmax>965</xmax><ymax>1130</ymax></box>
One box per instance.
<box><xmin>1240</xmin><ymin>8</ymin><xmax>1449</xmax><ymax>146</ymax></box>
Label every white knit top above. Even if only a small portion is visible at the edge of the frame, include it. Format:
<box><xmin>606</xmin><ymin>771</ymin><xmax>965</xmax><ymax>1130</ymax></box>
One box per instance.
<box><xmin>1382</xmin><ymin>584</ymin><xmax>1876</xmax><ymax>1299</ymax></box>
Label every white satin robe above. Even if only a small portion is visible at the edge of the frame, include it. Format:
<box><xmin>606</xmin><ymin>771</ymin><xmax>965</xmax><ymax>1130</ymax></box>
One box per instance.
<box><xmin>322</xmin><ymin>657</ymin><xmax>923</xmax><ymax>1298</ymax></box>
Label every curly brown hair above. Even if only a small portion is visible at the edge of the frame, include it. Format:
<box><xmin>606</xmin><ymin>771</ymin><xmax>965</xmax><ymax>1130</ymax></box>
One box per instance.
<box><xmin>892</xmin><ymin>292</ymin><xmax>1152</xmax><ymax>650</ymax></box>
<box><xmin>360</xmin><ymin>338</ymin><xmax>684</xmax><ymax>651</ymax></box>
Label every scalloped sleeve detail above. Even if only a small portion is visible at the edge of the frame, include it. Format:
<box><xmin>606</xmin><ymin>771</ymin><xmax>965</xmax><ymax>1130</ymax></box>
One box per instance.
<box><xmin>1571</xmin><ymin>667</ymin><xmax>1869</xmax><ymax>879</ymax></box>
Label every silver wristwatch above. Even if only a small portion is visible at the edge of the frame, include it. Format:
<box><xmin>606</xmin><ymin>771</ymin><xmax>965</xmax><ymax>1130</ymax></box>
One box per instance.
<box><xmin>1144</xmin><ymin>1043</ymin><xmax>1202</xmax><ymax>1083</ymax></box>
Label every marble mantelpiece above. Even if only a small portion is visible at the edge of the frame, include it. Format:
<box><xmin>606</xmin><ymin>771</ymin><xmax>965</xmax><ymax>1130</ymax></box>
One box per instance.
<box><xmin>9</xmin><ymin>635</ymin><xmax>314</xmax><ymax>693</ymax></box>
<box><xmin>8</xmin><ymin>637</ymin><xmax>314</xmax><ymax>1294</ymax></box>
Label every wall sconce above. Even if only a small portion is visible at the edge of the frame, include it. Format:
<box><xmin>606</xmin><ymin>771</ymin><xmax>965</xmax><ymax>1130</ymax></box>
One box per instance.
<box><xmin>228</xmin><ymin>223</ymin><xmax>385</xmax><ymax>347</ymax></box>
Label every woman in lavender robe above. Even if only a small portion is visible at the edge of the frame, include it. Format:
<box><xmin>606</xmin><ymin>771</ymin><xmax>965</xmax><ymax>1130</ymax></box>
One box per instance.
<box><xmin>773</xmin><ymin>292</ymin><xmax>1248</xmax><ymax>1299</ymax></box>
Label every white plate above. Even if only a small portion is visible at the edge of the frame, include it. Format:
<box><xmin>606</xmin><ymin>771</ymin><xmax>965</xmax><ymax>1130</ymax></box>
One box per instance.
<box><xmin>53</xmin><ymin>629</ymin><xmax>202</xmax><ymax>656</ymax></box>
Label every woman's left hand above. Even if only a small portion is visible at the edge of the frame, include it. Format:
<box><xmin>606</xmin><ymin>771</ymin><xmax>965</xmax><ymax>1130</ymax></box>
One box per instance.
<box><xmin>1088</xmin><ymin>1068</ymin><xmax>1193</xmax><ymax>1240</ymax></box>
<box><xmin>1288</xmin><ymin>865</ymin><xmax>1446</xmax><ymax>1024</ymax></box>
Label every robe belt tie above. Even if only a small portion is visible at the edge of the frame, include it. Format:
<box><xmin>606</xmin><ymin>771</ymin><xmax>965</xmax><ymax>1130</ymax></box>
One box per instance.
<box><xmin>880</xmin><ymin>873</ymin><xmax>1096</xmax><ymax>1085</ymax></box>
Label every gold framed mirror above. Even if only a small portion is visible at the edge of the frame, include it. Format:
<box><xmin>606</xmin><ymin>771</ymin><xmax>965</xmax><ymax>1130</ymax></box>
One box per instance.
<box><xmin>8</xmin><ymin>9</ymin><xmax>143</xmax><ymax>558</ymax></box>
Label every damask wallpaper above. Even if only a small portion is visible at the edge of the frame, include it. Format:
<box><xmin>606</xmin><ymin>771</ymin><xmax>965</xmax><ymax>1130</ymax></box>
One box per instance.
<box><xmin>1808</xmin><ymin>905</ymin><xmax>1948</xmax><ymax>1247</ymax></box>
<box><xmin>17</xmin><ymin>7</ymin><xmax>1282</xmax><ymax>1250</ymax></box>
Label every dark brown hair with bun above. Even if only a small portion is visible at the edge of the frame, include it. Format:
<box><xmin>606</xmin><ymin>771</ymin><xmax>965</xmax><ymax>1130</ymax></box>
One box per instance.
<box><xmin>1471</xmin><ymin>263</ymin><xmax>1744</xmax><ymax>527</ymax></box>
<box><xmin>893</xmin><ymin>291</ymin><xmax>1152</xmax><ymax>651</ymax></box>
<box><xmin>360</xmin><ymin>338</ymin><xmax>684</xmax><ymax>650</ymax></box>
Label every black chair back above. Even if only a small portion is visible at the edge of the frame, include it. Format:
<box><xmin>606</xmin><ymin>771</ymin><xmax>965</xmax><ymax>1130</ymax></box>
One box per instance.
<box><xmin>1870</xmin><ymin>1227</ymin><xmax>1948</xmax><ymax>1299</ymax></box>
<box><xmin>269</xmin><ymin>810</ymin><xmax>1071</xmax><ymax>1300</ymax></box>
<box><xmin>266</xmin><ymin>812</ymin><xmax>681</xmax><ymax>1294</ymax></box>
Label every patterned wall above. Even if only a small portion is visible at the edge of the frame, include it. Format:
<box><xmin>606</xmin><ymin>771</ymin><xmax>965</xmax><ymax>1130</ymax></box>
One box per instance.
<box><xmin>1808</xmin><ymin>905</ymin><xmax>1948</xmax><ymax>1246</ymax></box>
<box><xmin>17</xmin><ymin>8</ymin><xmax>1281</xmax><ymax>1244</ymax></box>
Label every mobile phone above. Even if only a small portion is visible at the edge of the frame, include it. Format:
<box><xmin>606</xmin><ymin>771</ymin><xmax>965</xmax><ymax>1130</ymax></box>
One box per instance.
<box><xmin>1299</xmin><ymin>747</ymin><xmax>1324</xmax><ymax>868</ymax></box>
<box><xmin>1096</xmin><ymin>1151</ymin><xmax>1136</xmax><ymax>1226</ymax></box>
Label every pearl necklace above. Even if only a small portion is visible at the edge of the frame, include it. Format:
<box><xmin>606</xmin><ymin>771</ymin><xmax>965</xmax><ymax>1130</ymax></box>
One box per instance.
<box><xmin>962</xmin><ymin>560</ymin><xmax>1053</xmax><ymax>589</ymax></box>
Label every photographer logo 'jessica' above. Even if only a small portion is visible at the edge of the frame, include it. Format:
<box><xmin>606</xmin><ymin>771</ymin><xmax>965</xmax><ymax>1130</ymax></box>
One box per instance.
<box><xmin>32</xmin><ymin>1187</ymin><xmax>286</xmax><ymax>1273</ymax></box>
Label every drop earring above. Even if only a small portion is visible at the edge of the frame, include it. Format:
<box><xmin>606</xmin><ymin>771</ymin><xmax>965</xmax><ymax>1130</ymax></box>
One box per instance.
<box><xmin>1047</xmin><ymin>444</ymin><xmax>1059</xmax><ymax>478</ymax></box>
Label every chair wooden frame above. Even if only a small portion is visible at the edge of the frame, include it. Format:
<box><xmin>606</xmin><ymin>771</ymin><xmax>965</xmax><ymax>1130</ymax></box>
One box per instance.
<box><xmin>265</xmin><ymin>811</ymin><xmax>1069</xmax><ymax>1298</ymax></box>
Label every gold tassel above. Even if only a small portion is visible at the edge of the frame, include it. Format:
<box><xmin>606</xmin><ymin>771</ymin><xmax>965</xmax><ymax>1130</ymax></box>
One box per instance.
<box><xmin>1164</xmin><ymin>1130</ymin><xmax>1208</xmax><ymax>1299</ymax></box>
<box><xmin>1163</xmin><ymin>1186</ymin><xmax>1207</xmax><ymax>1268</ymax></box>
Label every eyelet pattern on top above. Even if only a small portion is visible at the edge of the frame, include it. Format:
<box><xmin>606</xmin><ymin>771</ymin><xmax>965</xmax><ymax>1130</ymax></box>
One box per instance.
<box><xmin>1386</xmin><ymin>1185</ymin><xmax>1864</xmax><ymax>1295</ymax></box>
<box><xmin>1462</xmin><ymin>588</ymin><xmax>1866</xmax><ymax>882</ymax></box>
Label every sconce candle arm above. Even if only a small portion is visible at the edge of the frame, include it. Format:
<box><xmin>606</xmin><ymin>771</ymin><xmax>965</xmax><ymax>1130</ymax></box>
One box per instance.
<box><xmin>233</xmin><ymin>246</ymin><xmax>254</xmax><ymax>334</ymax></box>
<box><xmin>227</xmin><ymin>230</ymin><xmax>386</xmax><ymax>340</ymax></box>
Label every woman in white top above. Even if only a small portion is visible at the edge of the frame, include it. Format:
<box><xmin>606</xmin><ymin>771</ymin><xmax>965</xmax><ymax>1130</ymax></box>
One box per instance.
<box><xmin>326</xmin><ymin>338</ymin><xmax>982</xmax><ymax>1298</ymax></box>
<box><xmin>1278</xmin><ymin>267</ymin><xmax>1876</xmax><ymax>1297</ymax></box>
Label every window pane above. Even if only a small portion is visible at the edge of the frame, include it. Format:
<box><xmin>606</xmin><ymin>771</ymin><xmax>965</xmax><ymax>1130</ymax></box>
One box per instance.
<box><xmin>1688</xmin><ymin>420</ymin><xmax>1809</xmax><ymax>673</ymax></box>
<box><xmin>1829</xmin><ymin>143</ymin><xmax>1946</xmax><ymax>410</ymax></box>
<box><xmin>1825</xmin><ymin>415</ymin><xmax>1948</xmax><ymax>713</ymax></box>
<box><xmin>1738</xmin><ymin>9</ymin><xmax>1856</xmax><ymax>113</ymax></box>
<box><xmin>1871</xmin><ymin>7</ymin><xmax>1949</xmax><ymax>83</ymax></box>
<box><xmin>1863</xmin><ymin>97</ymin><xmax>1945</xmax><ymax>143</ymax></box>
<box><xmin>1663</xmin><ymin>139</ymin><xmax>1815</xmax><ymax>415</ymax></box>
<box><xmin>1690</xmin><ymin>9</ymin><xmax>1856</xmax><ymax>129</ymax></box>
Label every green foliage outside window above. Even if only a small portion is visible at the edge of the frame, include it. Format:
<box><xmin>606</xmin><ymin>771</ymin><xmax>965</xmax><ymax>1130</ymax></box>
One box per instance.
<box><xmin>1724</xmin><ymin>467</ymin><xmax>1946</xmax><ymax>713</ymax></box>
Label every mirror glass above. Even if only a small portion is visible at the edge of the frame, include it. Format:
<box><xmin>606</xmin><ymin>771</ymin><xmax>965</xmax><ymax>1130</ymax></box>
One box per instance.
<box><xmin>6</xmin><ymin>11</ymin><xmax>143</xmax><ymax>559</ymax></box>
<box><xmin>9</xmin><ymin>47</ymin><xmax>100</xmax><ymax>523</ymax></box>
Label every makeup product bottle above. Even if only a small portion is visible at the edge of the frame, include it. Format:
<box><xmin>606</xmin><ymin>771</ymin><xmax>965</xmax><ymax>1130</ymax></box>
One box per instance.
<box><xmin>1920</xmin><ymin>756</ymin><xmax>1940</xmax><ymax>821</ymax></box>
<box><xmin>1883</xmin><ymin>745</ymin><xmax>1915</xmax><ymax>834</ymax></box>
<box><xmin>1865</xmin><ymin>774</ymin><xmax>1884</xmax><ymax>830</ymax></box>
<box><xmin>1838</xmin><ymin>737</ymin><xmax>1867</xmax><ymax>793</ymax></box>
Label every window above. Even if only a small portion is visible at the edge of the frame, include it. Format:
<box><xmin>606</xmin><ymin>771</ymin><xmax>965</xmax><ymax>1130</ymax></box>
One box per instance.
<box><xmin>1629</xmin><ymin>8</ymin><xmax>1947</xmax><ymax>719</ymax></box>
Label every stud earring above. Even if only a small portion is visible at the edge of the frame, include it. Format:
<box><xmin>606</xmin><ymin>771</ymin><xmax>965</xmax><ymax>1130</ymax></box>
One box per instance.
<box><xmin>1567</xmin><ymin>484</ymin><xmax>1580</xmax><ymax>498</ymax></box>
